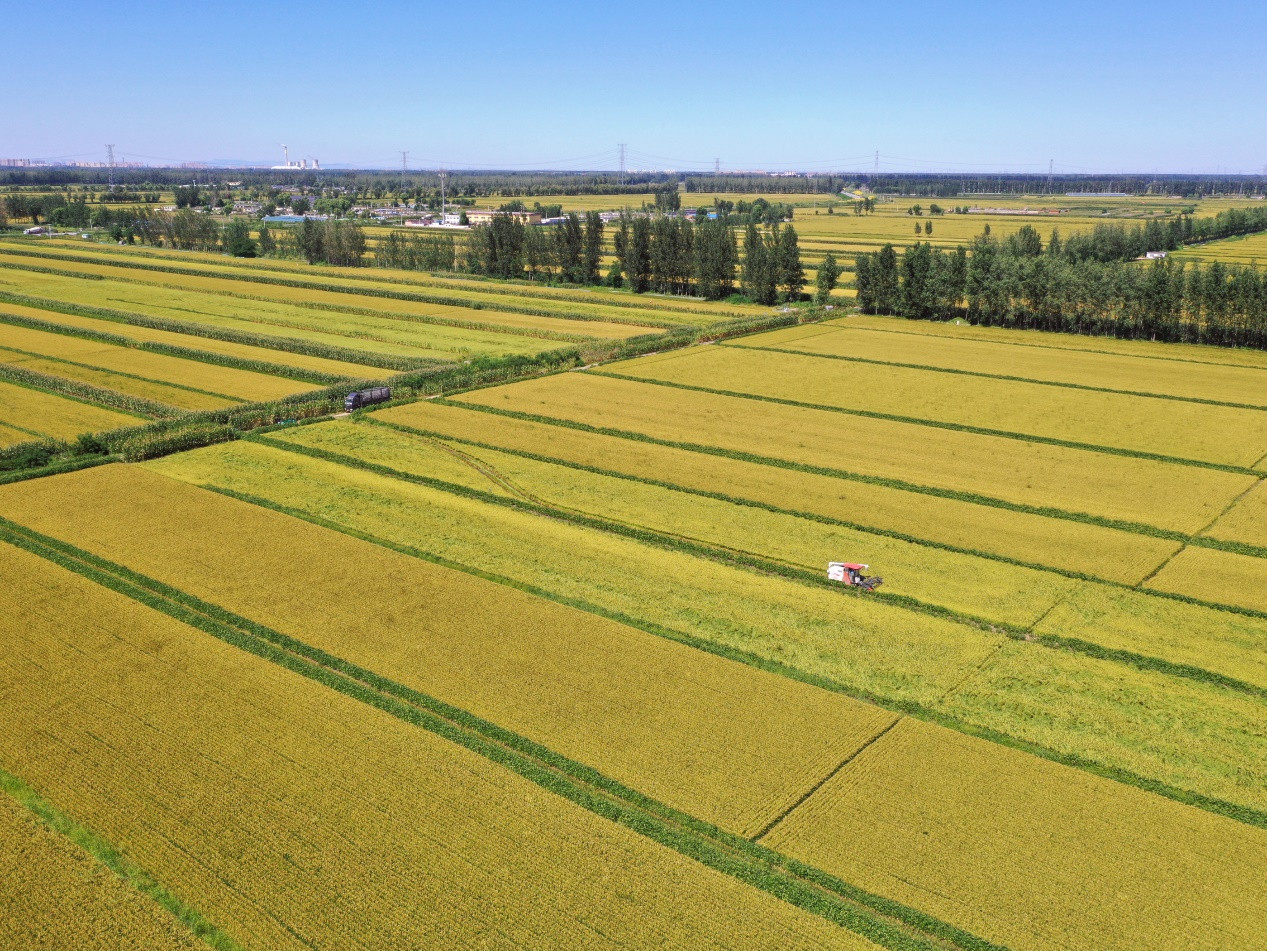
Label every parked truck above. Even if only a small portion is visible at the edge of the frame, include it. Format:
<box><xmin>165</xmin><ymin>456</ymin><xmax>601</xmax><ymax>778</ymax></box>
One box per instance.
<box><xmin>343</xmin><ymin>386</ymin><xmax>391</xmax><ymax>412</ymax></box>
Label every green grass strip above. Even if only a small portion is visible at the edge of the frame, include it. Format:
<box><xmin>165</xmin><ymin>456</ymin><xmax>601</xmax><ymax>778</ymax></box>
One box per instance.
<box><xmin>0</xmin><ymin>521</ymin><xmax>988</xmax><ymax>951</ymax></box>
<box><xmin>591</xmin><ymin>369</ymin><xmax>1263</xmax><ymax>476</ymax></box>
<box><xmin>723</xmin><ymin>341</ymin><xmax>1267</xmax><ymax>412</ymax></box>
<box><xmin>0</xmin><ymin>766</ymin><xmax>245</xmax><ymax>951</ymax></box>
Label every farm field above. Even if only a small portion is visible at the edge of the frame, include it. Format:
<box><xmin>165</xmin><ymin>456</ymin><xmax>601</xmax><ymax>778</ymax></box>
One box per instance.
<box><xmin>126</xmin><ymin>429</ymin><xmax>1267</xmax><ymax>816</ymax></box>
<box><xmin>0</xmin><ymin>538</ymin><xmax>872</xmax><ymax>951</ymax></box>
<box><xmin>4</xmin><ymin>190</ymin><xmax>1267</xmax><ymax>950</ymax></box>
<box><xmin>0</xmin><ymin>792</ymin><xmax>201</xmax><ymax>951</ymax></box>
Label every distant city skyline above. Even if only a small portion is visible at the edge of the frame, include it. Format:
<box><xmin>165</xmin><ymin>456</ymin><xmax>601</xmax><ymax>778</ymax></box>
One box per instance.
<box><xmin>6</xmin><ymin>0</ymin><xmax>1266</xmax><ymax>174</ymax></box>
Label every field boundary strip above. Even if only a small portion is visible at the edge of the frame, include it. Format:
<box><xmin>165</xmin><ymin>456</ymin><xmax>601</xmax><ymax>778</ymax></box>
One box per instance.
<box><xmin>721</xmin><ymin>342</ymin><xmax>1267</xmax><ymax>412</ymax></box>
<box><xmin>0</xmin><ymin>765</ymin><xmax>244</xmax><ymax>951</ymax></box>
<box><xmin>256</xmin><ymin>430</ymin><xmax>1267</xmax><ymax>697</ymax></box>
<box><xmin>0</xmin><ymin>309</ymin><xmax>351</xmax><ymax>385</ymax></box>
<box><xmin>0</xmin><ymin>290</ymin><xmax>432</xmax><ymax>371</ymax></box>
<box><xmin>589</xmin><ymin>370</ymin><xmax>1265</xmax><ymax>476</ymax></box>
<box><xmin>221</xmin><ymin>435</ymin><xmax>1267</xmax><ymax>829</ymax></box>
<box><xmin>0</xmin><ymin>248</ymin><xmax>685</xmax><ymax>330</ymax></box>
<box><xmin>433</xmin><ymin>398</ymin><xmax>1266</xmax><ymax>556</ymax></box>
<box><xmin>836</xmin><ymin>320</ymin><xmax>1267</xmax><ymax>372</ymax></box>
<box><xmin>0</xmin><ymin>521</ymin><xmax>995</xmax><ymax>951</ymax></box>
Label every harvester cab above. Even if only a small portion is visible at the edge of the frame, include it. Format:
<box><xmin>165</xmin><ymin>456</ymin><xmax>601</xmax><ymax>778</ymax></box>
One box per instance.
<box><xmin>828</xmin><ymin>562</ymin><xmax>883</xmax><ymax>591</ymax></box>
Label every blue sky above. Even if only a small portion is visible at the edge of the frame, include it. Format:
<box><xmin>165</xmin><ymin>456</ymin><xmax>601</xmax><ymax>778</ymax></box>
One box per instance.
<box><xmin>7</xmin><ymin>0</ymin><xmax>1266</xmax><ymax>173</ymax></box>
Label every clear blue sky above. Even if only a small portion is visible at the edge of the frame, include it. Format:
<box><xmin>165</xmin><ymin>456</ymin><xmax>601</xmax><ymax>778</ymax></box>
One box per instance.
<box><xmin>7</xmin><ymin>0</ymin><xmax>1266</xmax><ymax>173</ymax></box>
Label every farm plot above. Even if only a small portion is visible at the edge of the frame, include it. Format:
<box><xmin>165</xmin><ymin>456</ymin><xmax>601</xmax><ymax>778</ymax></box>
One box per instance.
<box><xmin>0</xmin><ymin>300</ymin><xmax>397</xmax><ymax>379</ymax></box>
<box><xmin>0</xmin><ymin>463</ymin><xmax>898</xmax><ymax>838</ymax></box>
<box><xmin>0</xmin><ymin>351</ymin><xmax>235</xmax><ymax>412</ymax></box>
<box><xmin>453</xmin><ymin>372</ymin><xmax>1256</xmax><ymax>534</ymax></box>
<box><xmin>0</xmin><ymin>249</ymin><xmax>671</xmax><ymax>335</ymax></box>
<box><xmin>611</xmin><ymin>346</ymin><xmax>1267</xmax><ymax>467</ymax></box>
<box><xmin>0</xmin><ymin>793</ymin><xmax>201</xmax><ymax>951</ymax></box>
<box><xmin>0</xmin><ymin>540</ymin><xmax>871</xmax><ymax>951</ymax></box>
<box><xmin>0</xmin><ymin>321</ymin><xmax>312</xmax><ymax>404</ymax></box>
<box><xmin>735</xmin><ymin>319</ymin><xmax>1267</xmax><ymax>408</ymax></box>
<box><xmin>1202</xmin><ymin>479</ymin><xmax>1267</xmax><ymax>548</ymax></box>
<box><xmin>139</xmin><ymin>436</ymin><xmax>1267</xmax><ymax>817</ymax></box>
<box><xmin>0</xmin><ymin>265</ymin><xmax>572</xmax><ymax>360</ymax></box>
<box><xmin>378</xmin><ymin>399</ymin><xmax>1179</xmax><ymax>584</ymax></box>
<box><xmin>1145</xmin><ymin>546</ymin><xmax>1267</xmax><ymax>614</ymax></box>
<box><xmin>281</xmin><ymin>418</ymin><xmax>1078</xmax><ymax>628</ymax></box>
<box><xmin>763</xmin><ymin>718</ymin><xmax>1267</xmax><ymax>951</ymax></box>
<box><xmin>0</xmin><ymin>379</ymin><xmax>142</xmax><ymax>441</ymax></box>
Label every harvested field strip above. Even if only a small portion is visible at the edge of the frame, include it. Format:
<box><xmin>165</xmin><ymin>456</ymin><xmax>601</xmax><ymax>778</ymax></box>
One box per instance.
<box><xmin>0</xmin><ymin>249</ymin><xmax>686</xmax><ymax>331</ymax></box>
<box><xmin>843</xmin><ymin>315</ymin><xmax>1267</xmax><ymax>371</ymax></box>
<box><xmin>139</xmin><ymin>439</ymin><xmax>1267</xmax><ymax>824</ymax></box>
<box><xmin>0</xmin><ymin>291</ymin><xmax>433</xmax><ymax>371</ymax></box>
<box><xmin>1147</xmin><ymin>546</ymin><xmax>1267</xmax><ymax>614</ymax></box>
<box><xmin>734</xmin><ymin>323</ymin><xmax>1267</xmax><ymax>408</ymax></box>
<box><xmin>0</xmin><ymin>463</ymin><xmax>899</xmax><ymax>840</ymax></box>
<box><xmin>0</xmin><ymin>773</ymin><xmax>229</xmax><ymax>951</ymax></box>
<box><xmin>0</xmin><ymin>309</ymin><xmax>360</xmax><ymax>385</ymax></box>
<box><xmin>453</xmin><ymin>373</ymin><xmax>1256</xmax><ymax>534</ymax></box>
<box><xmin>0</xmin><ymin>268</ymin><xmax>567</xmax><ymax>358</ymax></box>
<box><xmin>0</xmin><ymin>321</ymin><xmax>312</xmax><ymax>402</ymax></box>
<box><xmin>0</xmin><ymin>378</ymin><xmax>144</xmax><ymax>438</ymax></box>
<box><xmin>763</xmin><ymin>719</ymin><xmax>1267</xmax><ymax>951</ymax></box>
<box><xmin>0</xmin><ymin>537</ymin><xmax>885</xmax><ymax>951</ymax></box>
<box><xmin>376</xmin><ymin>399</ymin><xmax>1178</xmax><ymax>585</ymax></box>
<box><xmin>599</xmin><ymin>354</ymin><xmax>1267</xmax><ymax>470</ymax></box>
<box><xmin>0</xmin><ymin>349</ymin><xmax>239</xmax><ymax>411</ymax></box>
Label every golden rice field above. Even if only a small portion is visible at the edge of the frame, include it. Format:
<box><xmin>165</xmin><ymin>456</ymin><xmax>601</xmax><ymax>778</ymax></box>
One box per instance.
<box><xmin>453</xmin><ymin>372</ymin><xmax>1257</xmax><ymax>533</ymax></box>
<box><xmin>611</xmin><ymin>345</ymin><xmax>1267</xmax><ymax>467</ymax></box>
<box><xmin>0</xmin><ymin>463</ymin><xmax>899</xmax><ymax>838</ymax></box>
<box><xmin>130</xmin><ymin>432</ymin><xmax>1267</xmax><ymax>817</ymax></box>
<box><xmin>0</xmin><ymin>792</ymin><xmax>202</xmax><ymax>951</ymax></box>
<box><xmin>379</xmin><ymin>399</ymin><xmax>1180</xmax><ymax>583</ymax></box>
<box><xmin>4</xmin><ymin>210</ymin><xmax>1267</xmax><ymax>950</ymax></box>
<box><xmin>0</xmin><ymin>539</ymin><xmax>870</xmax><ymax>951</ymax></box>
<box><xmin>0</xmin><ymin>378</ymin><xmax>142</xmax><ymax>441</ymax></box>
<box><xmin>739</xmin><ymin>318</ymin><xmax>1267</xmax><ymax>407</ymax></box>
<box><xmin>763</xmin><ymin>718</ymin><xmax>1267</xmax><ymax>951</ymax></box>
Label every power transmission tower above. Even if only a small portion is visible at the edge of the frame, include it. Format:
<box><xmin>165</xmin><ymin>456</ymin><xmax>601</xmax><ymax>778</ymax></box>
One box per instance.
<box><xmin>874</xmin><ymin>150</ymin><xmax>879</xmax><ymax>173</ymax></box>
<box><xmin>401</xmin><ymin>150</ymin><xmax>408</xmax><ymax>172</ymax></box>
<box><xmin>618</xmin><ymin>143</ymin><xmax>626</xmax><ymax>186</ymax></box>
<box><xmin>105</xmin><ymin>144</ymin><xmax>115</xmax><ymax>188</ymax></box>
<box><xmin>1048</xmin><ymin>158</ymin><xmax>1053</xmax><ymax>192</ymax></box>
<box><xmin>714</xmin><ymin>157</ymin><xmax>720</xmax><ymax>175</ymax></box>
<box><xmin>438</xmin><ymin>168</ymin><xmax>448</xmax><ymax>217</ymax></box>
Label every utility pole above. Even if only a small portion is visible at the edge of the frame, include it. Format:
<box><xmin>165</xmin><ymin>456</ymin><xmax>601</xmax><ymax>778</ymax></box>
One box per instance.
<box><xmin>105</xmin><ymin>144</ymin><xmax>115</xmax><ymax>188</ymax></box>
<box><xmin>618</xmin><ymin>143</ymin><xmax>626</xmax><ymax>187</ymax></box>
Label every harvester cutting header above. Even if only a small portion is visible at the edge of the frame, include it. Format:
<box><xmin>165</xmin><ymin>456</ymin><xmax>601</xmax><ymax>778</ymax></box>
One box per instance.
<box><xmin>828</xmin><ymin>562</ymin><xmax>883</xmax><ymax>591</ymax></box>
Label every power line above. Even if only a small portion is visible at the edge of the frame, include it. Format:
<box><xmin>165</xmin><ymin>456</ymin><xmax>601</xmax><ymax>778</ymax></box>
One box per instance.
<box><xmin>618</xmin><ymin>143</ymin><xmax>626</xmax><ymax>186</ymax></box>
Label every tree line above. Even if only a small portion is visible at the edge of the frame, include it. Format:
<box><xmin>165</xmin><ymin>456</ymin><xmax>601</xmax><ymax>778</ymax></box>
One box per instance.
<box><xmin>856</xmin><ymin>222</ymin><xmax>1267</xmax><ymax>349</ymax></box>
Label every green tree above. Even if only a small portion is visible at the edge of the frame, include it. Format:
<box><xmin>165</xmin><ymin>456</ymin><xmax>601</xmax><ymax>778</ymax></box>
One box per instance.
<box><xmin>223</xmin><ymin>218</ymin><xmax>257</xmax><ymax>257</ymax></box>
<box><xmin>814</xmin><ymin>252</ymin><xmax>840</xmax><ymax>304</ymax></box>
<box><xmin>582</xmin><ymin>211</ymin><xmax>604</xmax><ymax>284</ymax></box>
<box><xmin>775</xmin><ymin>223</ymin><xmax>805</xmax><ymax>301</ymax></box>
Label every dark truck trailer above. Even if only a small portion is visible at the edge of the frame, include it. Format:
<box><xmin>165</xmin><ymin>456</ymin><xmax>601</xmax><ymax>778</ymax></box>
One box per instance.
<box><xmin>344</xmin><ymin>386</ymin><xmax>391</xmax><ymax>412</ymax></box>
